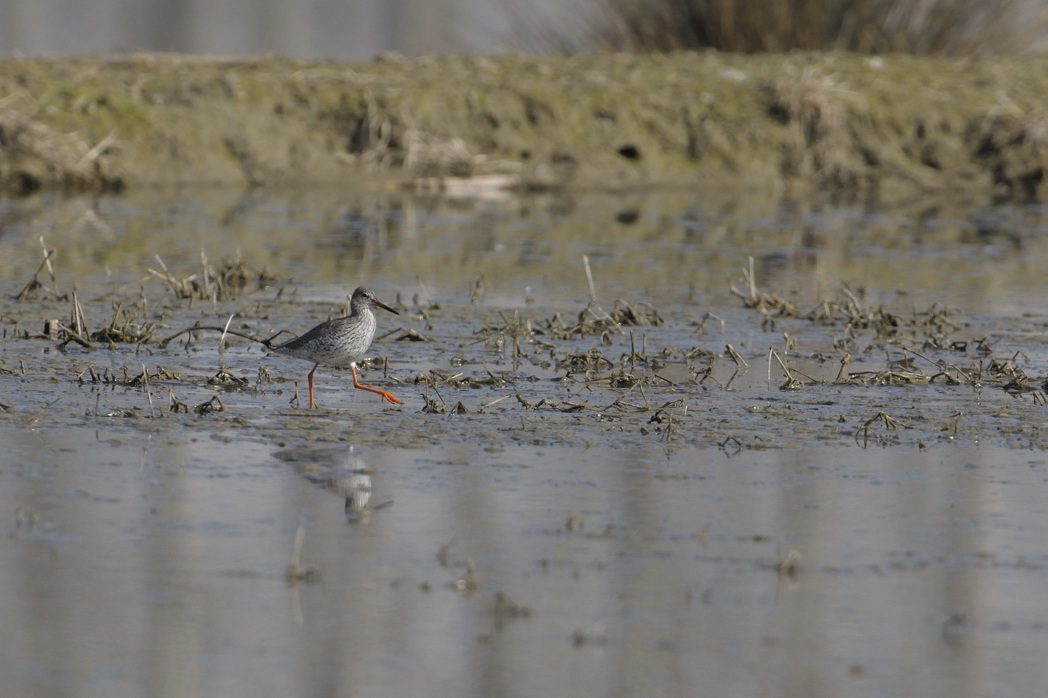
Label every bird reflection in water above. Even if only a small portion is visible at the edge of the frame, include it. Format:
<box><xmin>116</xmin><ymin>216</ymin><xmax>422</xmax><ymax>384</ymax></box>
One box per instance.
<box><xmin>336</xmin><ymin>472</ymin><xmax>376</xmax><ymax>523</ymax></box>
<box><xmin>286</xmin><ymin>448</ymin><xmax>393</xmax><ymax>523</ymax></box>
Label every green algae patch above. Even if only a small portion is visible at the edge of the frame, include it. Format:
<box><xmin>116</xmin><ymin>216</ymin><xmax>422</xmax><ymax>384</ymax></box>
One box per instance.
<box><xmin>1</xmin><ymin>51</ymin><xmax>1047</xmax><ymax>200</ymax></box>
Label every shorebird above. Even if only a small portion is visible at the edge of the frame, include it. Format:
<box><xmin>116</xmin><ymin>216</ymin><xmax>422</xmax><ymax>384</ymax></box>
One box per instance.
<box><xmin>271</xmin><ymin>286</ymin><xmax>402</xmax><ymax>409</ymax></box>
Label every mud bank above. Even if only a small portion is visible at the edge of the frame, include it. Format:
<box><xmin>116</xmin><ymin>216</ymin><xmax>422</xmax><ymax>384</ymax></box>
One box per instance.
<box><xmin>1</xmin><ymin>51</ymin><xmax>1047</xmax><ymax>200</ymax></box>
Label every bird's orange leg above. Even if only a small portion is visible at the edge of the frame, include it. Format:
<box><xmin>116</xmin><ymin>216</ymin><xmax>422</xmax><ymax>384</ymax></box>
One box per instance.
<box><xmin>352</xmin><ymin>366</ymin><xmax>402</xmax><ymax>405</ymax></box>
<box><xmin>307</xmin><ymin>363</ymin><xmax>319</xmax><ymax>409</ymax></box>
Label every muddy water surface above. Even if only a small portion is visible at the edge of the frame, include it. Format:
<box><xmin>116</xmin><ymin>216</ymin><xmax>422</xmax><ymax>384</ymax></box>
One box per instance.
<box><xmin>2</xmin><ymin>187</ymin><xmax>1048</xmax><ymax>696</ymax></box>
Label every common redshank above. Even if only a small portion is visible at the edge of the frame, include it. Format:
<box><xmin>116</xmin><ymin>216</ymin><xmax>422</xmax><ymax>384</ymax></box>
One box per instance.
<box><xmin>271</xmin><ymin>286</ymin><xmax>402</xmax><ymax>409</ymax></box>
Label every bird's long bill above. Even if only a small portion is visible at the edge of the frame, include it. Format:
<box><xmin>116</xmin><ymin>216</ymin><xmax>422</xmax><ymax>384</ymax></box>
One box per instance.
<box><xmin>373</xmin><ymin>298</ymin><xmax>399</xmax><ymax>315</ymax></box>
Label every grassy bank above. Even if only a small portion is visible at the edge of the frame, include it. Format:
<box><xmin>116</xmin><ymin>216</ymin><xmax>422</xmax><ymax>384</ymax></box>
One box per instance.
<box><xmin>1</xmin><ymin>51</ymin><xmax>1046</xmax><ymax>201</ymax></box>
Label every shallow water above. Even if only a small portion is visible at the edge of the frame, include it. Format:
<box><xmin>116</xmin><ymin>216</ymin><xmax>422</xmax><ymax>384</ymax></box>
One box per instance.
<box><xmin>5</xmin><ymin>431</ymin><xmax>1048</xmax><ymax>697</ymax></box>
<box><xmin>2</xmin><ymin>186</ymin><xmax>1048</xmax><ymax>696</ymax></box>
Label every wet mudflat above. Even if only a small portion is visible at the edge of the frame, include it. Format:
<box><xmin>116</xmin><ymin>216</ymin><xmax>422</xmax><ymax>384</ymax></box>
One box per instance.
<box><xmin>3</xmin><ymin>186</ymin><xmax>1048</xmax><ymax>696</ymax></box>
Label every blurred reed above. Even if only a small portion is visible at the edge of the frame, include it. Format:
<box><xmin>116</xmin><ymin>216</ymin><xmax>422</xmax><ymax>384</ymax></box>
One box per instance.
<box><xmin>519</xmin><ymin>0</ymin><xmax>1048</xmax><ymax>55</ymax></box>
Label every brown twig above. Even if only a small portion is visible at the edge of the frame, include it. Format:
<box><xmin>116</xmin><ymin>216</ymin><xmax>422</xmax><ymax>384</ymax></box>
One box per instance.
<box><xmin>157</xmin><ymin>325</ymin><xmax>282</xmax><ymax>349</ymax></box>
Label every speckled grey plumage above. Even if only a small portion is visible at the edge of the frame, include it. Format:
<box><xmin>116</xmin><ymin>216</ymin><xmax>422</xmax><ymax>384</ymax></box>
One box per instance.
<box><xmin>271</xmin><ymin>286</ymin><xmax>401</xmax><ymax>407</ymax></box>
<box><xmin>272</xmin><ymin>287</ymin><xmax>383</xmax><ymax>368</ymax></box>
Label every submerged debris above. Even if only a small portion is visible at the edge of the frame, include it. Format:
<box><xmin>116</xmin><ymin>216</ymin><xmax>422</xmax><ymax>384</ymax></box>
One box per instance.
<box><xmin>4</xmin><ymin>231</ymin><xmax>1045</xmax><ymax>452</ymax></box>
<box><xmin>149</xmin><ymin>250</ymin><xmax>274</xmax><ymax>303</ymax></box>
<box><xmin>91</xmin><ymin>301</ymin><xmax>157</xmax><ymax>345</ymax></box>
<box><xmin>855</xmin><ymin>411</ymin><xmax>907</xmax><ymax>448</ymax></box>
<box><xmin>14</xmin><ymin>239</ymin><xmax>62</xmax><ymax>302</ymax></box>
<box><xmin>194</xmin><ymin>395</ymin><xmax>225</xmax><ymax>415</ymax></box>
<box><xmin>207</xmin><ymin>368</ymin><xmax>249</xmax><ymax>387</ymax></box>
